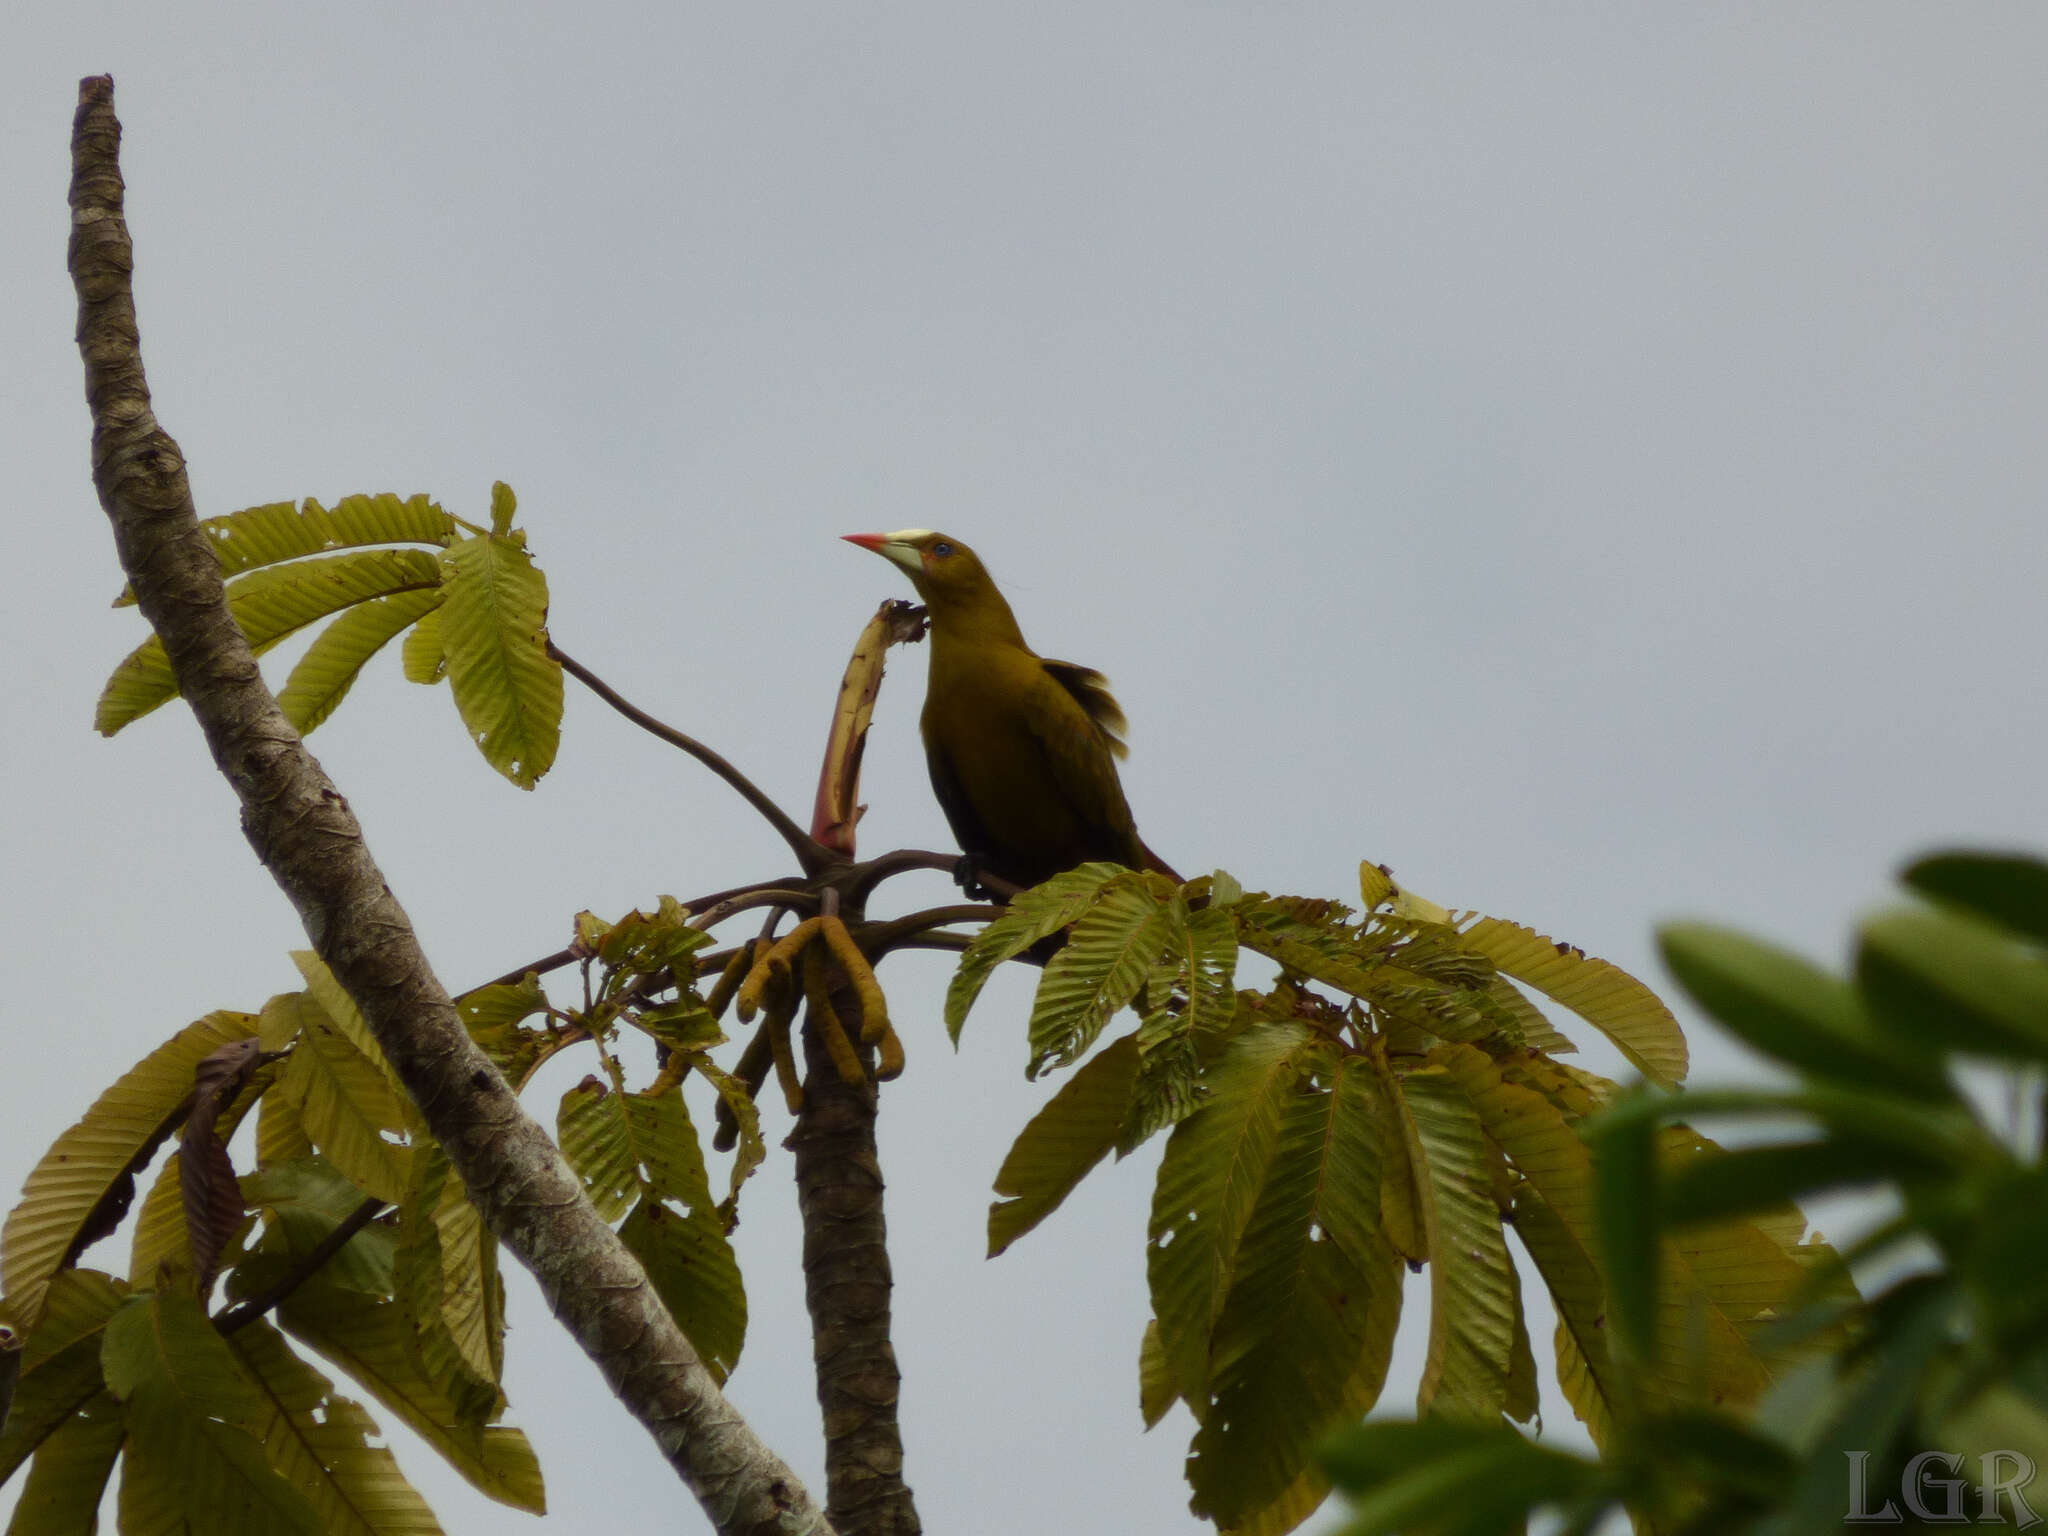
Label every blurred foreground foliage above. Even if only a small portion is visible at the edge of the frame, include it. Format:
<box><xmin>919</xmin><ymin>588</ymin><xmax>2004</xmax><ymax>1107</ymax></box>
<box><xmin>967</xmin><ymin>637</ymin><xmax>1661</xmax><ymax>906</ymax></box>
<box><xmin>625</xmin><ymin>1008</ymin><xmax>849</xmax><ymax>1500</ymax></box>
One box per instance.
<box><xmin>1322</xmin><ymin>850</ymin><xmax>2048</xmax><ymax>1536</ymax></box>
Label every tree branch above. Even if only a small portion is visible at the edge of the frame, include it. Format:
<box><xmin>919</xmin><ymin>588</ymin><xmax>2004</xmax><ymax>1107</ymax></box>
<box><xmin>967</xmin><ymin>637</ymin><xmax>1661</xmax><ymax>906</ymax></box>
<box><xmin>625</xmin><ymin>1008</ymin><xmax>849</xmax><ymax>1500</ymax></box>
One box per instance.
<box><xmin>69</xmin><ymin>76</ymin><xmax>829</xmax><ymax>1536</ymax></box>
<box><xmin>550</xmin><ymin>642</ymin><xmax>831</xmax><ymax>875</ymax></box>
<box><xmin>792</xmin><ymin>961</ymin><xmax>919</xmax><ymax>1536</ymax></box>
<box><xmin>216</xmin><ymin>1198</ymin><xmax>387</xmax><ymax>1334</ymax></box>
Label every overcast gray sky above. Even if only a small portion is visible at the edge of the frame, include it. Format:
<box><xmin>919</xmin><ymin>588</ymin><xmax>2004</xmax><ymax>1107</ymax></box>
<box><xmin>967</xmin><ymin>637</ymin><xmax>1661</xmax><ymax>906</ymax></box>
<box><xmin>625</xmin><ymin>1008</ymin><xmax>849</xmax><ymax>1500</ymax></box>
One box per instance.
<box><xmin>6</xmin><ymin>6</ymin><xmax>2046</xmax><ymax>1534</ymax></box>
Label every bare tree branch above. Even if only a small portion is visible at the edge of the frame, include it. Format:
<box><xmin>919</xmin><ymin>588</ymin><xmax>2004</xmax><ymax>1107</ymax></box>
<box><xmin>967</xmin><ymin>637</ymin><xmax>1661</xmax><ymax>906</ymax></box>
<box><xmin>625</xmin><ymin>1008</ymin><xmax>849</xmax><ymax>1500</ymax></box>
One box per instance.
<box><xmin>68</xmin><ymin>76</ymin><xmax>829</xmax><ymax>1536</ymax></box>
<box><xmin>550</xmin><ymin>641</ymin><xmax>831</xmax><ymax>874</ymax></box>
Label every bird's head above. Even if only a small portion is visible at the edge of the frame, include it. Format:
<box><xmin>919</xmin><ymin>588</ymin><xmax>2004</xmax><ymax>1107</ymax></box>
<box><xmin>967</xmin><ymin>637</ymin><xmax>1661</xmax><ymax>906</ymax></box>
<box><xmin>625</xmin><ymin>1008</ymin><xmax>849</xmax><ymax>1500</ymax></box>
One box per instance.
<box><xmin>842</xmin><ymin>529</ymin><xmax>1020</xmax><ymax>640</ymax></box>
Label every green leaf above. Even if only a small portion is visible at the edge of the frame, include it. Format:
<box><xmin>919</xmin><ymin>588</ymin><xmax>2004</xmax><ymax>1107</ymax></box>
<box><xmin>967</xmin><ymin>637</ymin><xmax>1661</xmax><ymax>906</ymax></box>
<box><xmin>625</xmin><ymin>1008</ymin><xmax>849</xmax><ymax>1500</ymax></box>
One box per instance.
<box><xmin>1394</xmin><ymin>1065</ymin><xmax>1519</xmax><ymax>1422</ymax></box>
<box><xmin>4</xmin><ymin>1392</ymin><xmax>123</xmax><ymax>1535</ymax></box>
<box><xmin>1139</xmin><ymin>1318</ymin><xmax>1177</xmax><ymax>1430</ymax></box>
<box><xmin>276</xmin><ymin>1006</ymin><xmax>411</xmax><ymax>1207</ymax></box>
<box><xmin>1584</xmin><ymin>1093</ymin><xmax>1660</xmax><ymax>1375</ymax></box>
<box><xmin>400</xmin><ymin>605</ymin><xmax>446</xmax><ymax>685</ymax></box>
<box><xmin>1321</xmin><ymin>1419</ymin><xmax>1604</xmax><ymax>1536</ymax></box>
<box><xmin>1859</xmin><ymin>906</ymin><xmax>2048</xmax><ymax>1062</ymax></box>
<box><xmin>1028</xmin><ymin>880</ymin><xmax>1177</xmax><ymax>1075</ymax></box>
<box><xmin>394</xmin><ymin>1148</ymin><xmax>503</xmax><ymax>1424</ymax></box>
<box><xmin>1456</xmin><ymin>915</ymin><xmax>1687</xmax><ymax>1086</ymax></box>
<box><xmin>103</xmin><ymin>1290</ymin><xmax>324</xmax><ymax>1536</ymax></box>
<box><xmin>1149</xmin><ymin>1025</ymin><xmax>1320</xmax><ymax>1410</ymax></box>
<box><xmin>240</xmin><ymin>1158</ymin><xmax>395</xmax><ymax>1298</ymax></box>
<box><xmin>436</xmin><ymin>532</ymin><xmax>560</xmax><ymax>788</ymax></box>
<box><xmin>1663</xmin><ymin>1139</ymin><xmax>1906</xmax><ymax>1226</ymax></box>
<box><xmin>1902</xmin><ymin>850</ymin><xmax>2048</xmax><ymax>946</ymax></box>
<box><xmin>556</xmin><ymin>1080</ymin><xmax>637</xmax><ymax>1224</ymax></box>
<box><xmin>946</xmin><ymin>864</ymin><xmax>1130</xmax><ymax>1041</ymax></box>
<box><xmin>554</xmin><ymin>1085</ymin><xmax>744</xmax><ymax>1380</ymax></box>
<box><xmin>1659</xmin><ymin>923</ymin><xmax>1951</xmax><ymax>1098</ymax></box>
<box><xmin>277</xmin><ymin>589</ymin><xmax>447</xmax><ymax>735</ymax></box>
<box><xmin>1188</xmin><ymin>1053</ymin><xmax>1403</xmax><ymax>1527</ymax></box>
<box><xmin>98</xmin><ymin>549</ymin><xmax>445</xmax><ymax>734</ymax></box>
<box><xmin>618</xmin><ymin>1194</ymin><xmax>747</xmax><ymax>1386</ymax></box>
<box><xmin>225</xmin><ymin>1319</ymin><xmax>443</xmax><ymax>1536</ymax></box>
<box><xmin>273</xmin><ymin>1280</ymin><xmax>542</xmax><ymax>1511</ymax></box>
<box><xmin>487</xmin><ymin>482</ymin><xmax>516</xmax><ymax>537</ymax></box>
<box><xmin>113</xmin><ymin>496</ymin><xmax>455</xmax><ymax>602</ymax></box>
<box><xmin>291</xmin><ymin>956</ymin><xmax>405</xmax><ymax>1101</ymax></box>
<box><xmin>0</xmin><ymin>1272</ymin><xmax>125</xmax><ymax>1488</ymax></box>
<box><xmin>2</xmin><ymin>1011</ymin><xmax>256</xmax><ymax>1329</ymax></box>
<box><xmin>683</xmin><ymin>1053</ymin><xmax>766</xmax><ymax>1217</ymax></box>
<box><xmin>988</xmin><ymin>1034</ymin><xmax>1140</xmax><ymax>1257</ymax></box>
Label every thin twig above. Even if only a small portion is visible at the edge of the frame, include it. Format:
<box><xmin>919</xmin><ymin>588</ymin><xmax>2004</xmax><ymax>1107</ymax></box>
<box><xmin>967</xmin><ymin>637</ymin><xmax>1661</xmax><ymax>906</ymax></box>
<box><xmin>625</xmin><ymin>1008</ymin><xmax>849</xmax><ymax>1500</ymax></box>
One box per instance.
<box><xmin>550</xmin><ymin>642</ymin><xmax>829</xmax><ymax>873</ymax></box>
<box><xmin>690</xmin><ymin>888</ymin><xmax>817</xmax><ymax>931</ymax></box>
<box><xmin>468</xmin><ymin>876</ymin><xmax>811</xmax><ymax>991</ymax></box>
<box><xmin>217</xmin><ymin>1198</ymin><xmax>387</xmax><ymax>1334</ymax></box>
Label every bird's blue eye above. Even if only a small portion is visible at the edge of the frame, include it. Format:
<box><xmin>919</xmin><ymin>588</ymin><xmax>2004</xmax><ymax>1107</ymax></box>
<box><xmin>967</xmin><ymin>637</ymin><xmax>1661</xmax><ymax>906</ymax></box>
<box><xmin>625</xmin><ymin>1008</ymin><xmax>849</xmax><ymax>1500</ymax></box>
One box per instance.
<box><xmin>931</xmin><ymin>541</ymin><xmax>955</xmax><ymax>557</ymax></box>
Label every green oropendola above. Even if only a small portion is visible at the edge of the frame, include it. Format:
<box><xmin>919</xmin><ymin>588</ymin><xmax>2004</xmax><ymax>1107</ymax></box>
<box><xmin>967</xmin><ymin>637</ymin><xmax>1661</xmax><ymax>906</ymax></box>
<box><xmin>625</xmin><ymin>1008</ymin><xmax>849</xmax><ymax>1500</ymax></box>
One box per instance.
<box><xmin>843</xmin><ymin>530</ymin><xmax>1180</xmax><ymax>891</ymax></box>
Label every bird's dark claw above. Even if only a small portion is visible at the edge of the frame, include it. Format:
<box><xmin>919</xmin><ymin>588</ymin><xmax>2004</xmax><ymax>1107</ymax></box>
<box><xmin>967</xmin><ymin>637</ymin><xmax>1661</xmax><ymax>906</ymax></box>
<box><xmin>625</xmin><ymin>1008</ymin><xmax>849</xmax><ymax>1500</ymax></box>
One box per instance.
<box><xmin>952</xmin><ymin>854</ymin><xmax>1000</xmax><ymax>902</ymax></box>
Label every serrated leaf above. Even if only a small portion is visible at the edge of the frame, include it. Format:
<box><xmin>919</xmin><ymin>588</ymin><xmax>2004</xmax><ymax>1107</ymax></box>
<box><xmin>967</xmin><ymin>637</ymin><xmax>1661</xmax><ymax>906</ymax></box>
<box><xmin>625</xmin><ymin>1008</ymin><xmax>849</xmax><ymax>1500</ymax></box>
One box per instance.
<box><xmin>277</xmin><ymin>1013</ymin><xmax>410</xmax><ymax>1207</ymax></box>
<box><xmin>273</xmin><ymin>1280</ymin><xmax>541</xmax><ymax>1511</ymax></box>
<box><xmin>436</xmin><ymin>533</ymin><xmax>560</xmax><ymax>788</ymax></box>
<box><xmin>453</xmin><ymin>977</ymin><xmax>548</xmax><ymax>1087</ymax></box>
<box><xmin>1189</xmin><ymin>1053</ymin><xmax>1403</xmax><ymax>1527</ymax></box>
<box><xmin>618</xmin><ymin>1195</ymin><xmax>747</xmax><ymax>1386</ymax></box>
<box><xmin>401</xmin><ymin>606</ymin><xmax>446</xmax><ymax>685</ymax></box>
<box><xmin>1220</xmin><ymin>1465</ymin><xmax>1330</xmax><ymax>1536</ymax></box>
<box><xmin>226</xmin><ymin>1319</ymin><xmax>443</xmax><ymax>1536</ymax></box>
<box><xmin>1456</xmin><ymin>915</ymin><xmax>1687</xmax><ymax>1086</ymax></box>
<box><xmin>989</xmin><ymin>1035</ymin><xmax>1140</xmax><ymax>1257</ymax></box>
<box><xmin>1028</xmin><ymin>881</ymin><xmax>1177</xmax><ymax>1075</ymax></box>
<box><xmin>113</xmin><ymin>496</ymin><xmax>455</xmax><ymax>603</ymax></box>
<box><xmin>3</xmin><ymin>1012</ymin><xmax>256</xmax><ymax>1329</ymax></box>
<box><xmin>1442</xmin><ymin>1047</ymin><xmax>1784</xmax><ymax>1438</ymax></box>
<box><xmin>1394</xmin><ymin>1065</ymin><xmax>1518</xmax><ymax>1423</ymax></box>
<box><xmin>1140</xmin><ymin>1318</ymin><xmax>1177</xmax><ymax>1430</ymax></box>
<box><xmin>684</xmin><ymin>1053</ymin><xmax>766</xmax><ymax>1218</ymax></box>
<box><xmin>98</xmin><ymin>549</ymin><xmax>443</xmax><ymax>734</ymax></box>
<box><xmin>946</xmin><ymin>864</ymin><xmax>1130</xmax><ymax>1040</ymax></box>
<box><xmin>290</xmin><ymin>956</ymin><xmax>405</xmax><ymax>1100</ymax></box>
<box><xmin>104</xmin><ymin>1291</ymin><xmax>325</xmax><ymax>1536</ymax></box>
<box><xmin>0</xmin><ymin>1273</ymin><xmax>125</xmax><ymax>1488</ymax></box>
<box><xmin>1149</xmin><ymin>1026</ymin><xmax>1324</xmax><ymax>1412</ymax></box>
<box><xmin>556</xmin><ymin>1080</ymin><xmax>637</xmax><ymax>1223</ymax></box>
<box><xmin>277</xmin><ymin>589</ymin><xmax>447</xmax><ymax>735</ymax></box>
<box><xmin>4</xmin><ymin>1391</ymin><xmax>123</xmax><ymax>1535</ymax></box>
<box><xmin>394</xmin><ymin>1149</ymin><xmax>502</xmax><ymax>1424</ymax></box>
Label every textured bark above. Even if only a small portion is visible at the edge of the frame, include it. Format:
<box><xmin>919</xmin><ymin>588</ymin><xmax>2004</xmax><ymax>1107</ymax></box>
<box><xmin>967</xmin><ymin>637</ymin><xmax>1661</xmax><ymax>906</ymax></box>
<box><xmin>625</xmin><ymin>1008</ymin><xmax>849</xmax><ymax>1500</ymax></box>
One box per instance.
<box><xmin>791</xmin><ymin>961</ymin><xmax>919</xmax><ymax>1536</ymax></box>
<box><xmin>67</xmin><ymin>76</ymin><xmax>828</xmax><ymax>1536</ymax></box>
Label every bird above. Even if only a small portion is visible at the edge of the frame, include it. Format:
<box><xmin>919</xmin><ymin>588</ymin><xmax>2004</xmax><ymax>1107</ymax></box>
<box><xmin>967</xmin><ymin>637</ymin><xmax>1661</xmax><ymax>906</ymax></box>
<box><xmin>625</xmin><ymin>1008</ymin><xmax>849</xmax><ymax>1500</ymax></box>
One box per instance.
<box><xmin>842</xmin><ymin>529</ymin><xmax>1180</xmax><ymax>893</ymax></box>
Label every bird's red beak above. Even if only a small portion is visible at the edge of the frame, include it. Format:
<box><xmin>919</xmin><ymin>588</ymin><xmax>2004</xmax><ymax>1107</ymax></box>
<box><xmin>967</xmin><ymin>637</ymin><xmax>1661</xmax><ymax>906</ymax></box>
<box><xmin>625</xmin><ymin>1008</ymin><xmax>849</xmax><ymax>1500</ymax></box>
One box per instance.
<box><xmin>841</xmin><ymin>533</ymin><xmax>888</xmax><ymax>553</ymax></box>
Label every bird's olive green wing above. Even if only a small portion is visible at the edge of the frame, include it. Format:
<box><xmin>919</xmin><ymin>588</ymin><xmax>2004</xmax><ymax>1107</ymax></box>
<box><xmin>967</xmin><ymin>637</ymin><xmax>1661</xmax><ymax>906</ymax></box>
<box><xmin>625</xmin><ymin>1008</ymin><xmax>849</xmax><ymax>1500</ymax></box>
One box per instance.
<box><xmin>1022</xmin><ymin>663</ymin><xmax>1144</xmax><ymax>862</ymax></box>
<box><xmin>1040</xmin><ymin>659</ymin><xmax>1129</xmax><ymax>761</ymax></box>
